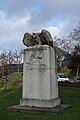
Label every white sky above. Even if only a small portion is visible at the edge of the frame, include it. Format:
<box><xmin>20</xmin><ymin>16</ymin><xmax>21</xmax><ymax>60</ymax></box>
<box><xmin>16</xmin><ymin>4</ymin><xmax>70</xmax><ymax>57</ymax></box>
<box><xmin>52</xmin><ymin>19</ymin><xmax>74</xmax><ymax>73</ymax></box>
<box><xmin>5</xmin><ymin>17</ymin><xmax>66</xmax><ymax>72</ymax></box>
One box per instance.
<box><xmin>0</xmin><ymin>0</ymin><xmax>80</xmax><ymax>51</ymax></box>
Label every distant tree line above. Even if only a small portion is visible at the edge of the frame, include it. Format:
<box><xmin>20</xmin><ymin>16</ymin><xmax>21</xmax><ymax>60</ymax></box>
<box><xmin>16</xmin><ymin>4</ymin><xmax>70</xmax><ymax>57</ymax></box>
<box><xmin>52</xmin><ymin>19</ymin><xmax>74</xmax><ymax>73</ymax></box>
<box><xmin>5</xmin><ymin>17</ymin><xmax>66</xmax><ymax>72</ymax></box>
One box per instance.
<box><xmin>54</xmin><ymin>22</ymin><xmax>80</xmax><ymax>78</ymax></box>
<box><xmin>54</xmin><ymin>22</ymin><xmax>80</xmax><ymax>53</ymax></box>
<box><xmin>0</xmin><ymin>49</ymin><xmax>23</xmax><ymax>76</ymax></box>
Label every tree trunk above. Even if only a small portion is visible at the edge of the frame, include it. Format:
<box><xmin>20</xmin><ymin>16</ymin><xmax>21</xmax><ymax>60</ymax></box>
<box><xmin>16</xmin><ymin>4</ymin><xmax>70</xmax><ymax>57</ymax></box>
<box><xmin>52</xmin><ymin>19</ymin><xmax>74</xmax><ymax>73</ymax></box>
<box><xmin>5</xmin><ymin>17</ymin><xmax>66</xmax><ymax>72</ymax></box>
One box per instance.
<box><xmin>76</xmin><ymin>65</ymin><xmax>80</xmax><ymax>79</ymax></box>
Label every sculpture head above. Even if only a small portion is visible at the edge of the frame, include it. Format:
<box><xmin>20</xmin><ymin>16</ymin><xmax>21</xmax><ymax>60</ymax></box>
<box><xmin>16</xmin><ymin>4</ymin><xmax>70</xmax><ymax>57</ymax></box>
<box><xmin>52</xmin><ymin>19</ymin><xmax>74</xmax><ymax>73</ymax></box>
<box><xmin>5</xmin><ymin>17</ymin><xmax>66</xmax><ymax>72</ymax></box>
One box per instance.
<box><xmin>22</xmin><ymin>29</ymin><xmax>53</xmax><ymax>47</ymax></box>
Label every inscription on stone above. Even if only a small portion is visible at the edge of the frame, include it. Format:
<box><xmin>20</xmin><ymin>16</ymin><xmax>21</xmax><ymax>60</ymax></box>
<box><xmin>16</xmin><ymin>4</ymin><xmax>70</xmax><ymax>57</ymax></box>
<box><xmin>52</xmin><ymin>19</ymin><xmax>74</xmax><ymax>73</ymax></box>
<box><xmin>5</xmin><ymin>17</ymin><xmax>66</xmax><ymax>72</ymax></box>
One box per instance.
<box><xmin>26</xmin><ymin>49</ymin><xmax>47</xmax><ymax>66</ymax></box>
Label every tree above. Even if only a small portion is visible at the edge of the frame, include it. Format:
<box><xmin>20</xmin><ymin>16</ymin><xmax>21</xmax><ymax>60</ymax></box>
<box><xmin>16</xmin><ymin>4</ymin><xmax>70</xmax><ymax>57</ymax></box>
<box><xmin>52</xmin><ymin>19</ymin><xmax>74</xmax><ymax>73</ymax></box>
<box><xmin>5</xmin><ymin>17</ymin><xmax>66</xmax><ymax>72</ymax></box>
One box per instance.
<box><xmin>0</xmin><ymin>50</ymin><xmax>23</xmax><ymax>74</ymax></box>
<box><xmin>68</xmin><ymin>44</ymin><xmax>80</xmax><ymax>78</ymax></box>
<box><xmin>0</xmin><ymin>50</ymin><xmax>8</xmax><ymax>76</ymax></box>
<box><xmin>13</xmin><ymin>49</ymin><xmax>23</xmax><ymax>73</ymax></box>
<box><xmin>0</xmin><ymin>50</ymin><xmax>14</xmax><ymax>75</ymax></box>
<box><xmin>0</xmin><ymin>50</ymin><xmax>10</xmax><ymax>91</ymax></box>
<box><xmin>0</xmin><ymin>50</ymin><xmax>23</xmax><ymax>91</ymax></box>
<box><xmin>68</xmin><ymin>22</ymin><xmax>80</xmax><ymax>52</ymax></box>
<box><xmin>54</xmin><ymin>22</ymin><xmax>80</xmax><ymax>53</ymax></box>
<box><xmin>54</xmin><ymin>37</ymin><xmax>71</xmax><ymax>53</ymax></box>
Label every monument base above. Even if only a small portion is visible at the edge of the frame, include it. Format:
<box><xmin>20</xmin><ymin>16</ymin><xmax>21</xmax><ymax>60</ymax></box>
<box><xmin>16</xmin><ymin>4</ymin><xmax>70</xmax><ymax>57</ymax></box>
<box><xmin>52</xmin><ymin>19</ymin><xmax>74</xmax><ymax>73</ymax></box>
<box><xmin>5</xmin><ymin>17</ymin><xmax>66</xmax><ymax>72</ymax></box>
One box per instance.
<box><xmin>20</xmin><ymin>98</ymin><xmax>61</xmax><ymax>108</ymax></box>
<box><xmin>7</xmin><ymin>104</ymin><xmax>71</xmax><ymax>113</ymax></box>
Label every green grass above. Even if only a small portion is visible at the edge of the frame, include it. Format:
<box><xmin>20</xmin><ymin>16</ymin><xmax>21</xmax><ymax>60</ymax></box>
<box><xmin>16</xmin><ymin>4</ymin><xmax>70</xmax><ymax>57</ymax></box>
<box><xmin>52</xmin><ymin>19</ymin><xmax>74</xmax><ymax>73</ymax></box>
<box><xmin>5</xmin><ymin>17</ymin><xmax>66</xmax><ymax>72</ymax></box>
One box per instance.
<box><xmin>0</xmin><ymin>83</ymin><xmax>80</xmax><ymax>120</ymax></box>
<box><xmin>10</xmin><ymin>72</ymin><xmax>22</xmax><ymax>80</ymax></box>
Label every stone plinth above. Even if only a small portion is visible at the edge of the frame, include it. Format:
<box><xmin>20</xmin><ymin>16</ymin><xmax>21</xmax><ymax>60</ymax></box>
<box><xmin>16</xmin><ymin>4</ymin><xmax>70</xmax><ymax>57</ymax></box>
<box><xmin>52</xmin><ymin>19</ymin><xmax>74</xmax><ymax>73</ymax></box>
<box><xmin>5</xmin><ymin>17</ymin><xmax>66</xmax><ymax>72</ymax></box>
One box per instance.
<box><xmin>20</xmin><ymin>45</ymin><xmax>60</xmax><ymax>108</ymax></box>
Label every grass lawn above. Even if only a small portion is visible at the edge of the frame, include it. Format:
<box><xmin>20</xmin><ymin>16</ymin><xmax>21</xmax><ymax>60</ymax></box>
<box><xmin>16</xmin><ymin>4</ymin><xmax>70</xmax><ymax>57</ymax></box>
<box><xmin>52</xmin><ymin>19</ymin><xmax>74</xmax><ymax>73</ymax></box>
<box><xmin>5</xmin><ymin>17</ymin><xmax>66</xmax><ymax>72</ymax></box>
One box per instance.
<box><xmin>0</xmin><ymin>82</ymin><xmax>80</xmax><ymax>120</ymax></box>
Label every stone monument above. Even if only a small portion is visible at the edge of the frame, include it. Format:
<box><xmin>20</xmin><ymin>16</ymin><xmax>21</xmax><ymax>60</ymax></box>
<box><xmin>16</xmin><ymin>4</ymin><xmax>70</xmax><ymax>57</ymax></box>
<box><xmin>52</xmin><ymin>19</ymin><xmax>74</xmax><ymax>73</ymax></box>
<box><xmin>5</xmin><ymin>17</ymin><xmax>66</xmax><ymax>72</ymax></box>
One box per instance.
<box><xmin>8</xmin><ymin>30</ymin><xmax>71</xmax><ymax>113</ymax></box>
<box><xmin>20</xmin><ymin>29</ymin><xmax>61</xmax><ymax>108</ymax></box>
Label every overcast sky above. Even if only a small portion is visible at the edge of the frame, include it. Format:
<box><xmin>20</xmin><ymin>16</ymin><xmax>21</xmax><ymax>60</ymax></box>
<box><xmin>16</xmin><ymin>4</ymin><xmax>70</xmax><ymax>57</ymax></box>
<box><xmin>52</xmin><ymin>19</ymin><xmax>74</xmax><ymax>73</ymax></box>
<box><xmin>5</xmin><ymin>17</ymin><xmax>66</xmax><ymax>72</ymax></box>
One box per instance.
<box><xmin>0</xmin><ymin>0</ymin><xmax>80</xmax><ymax>51</ymax></box>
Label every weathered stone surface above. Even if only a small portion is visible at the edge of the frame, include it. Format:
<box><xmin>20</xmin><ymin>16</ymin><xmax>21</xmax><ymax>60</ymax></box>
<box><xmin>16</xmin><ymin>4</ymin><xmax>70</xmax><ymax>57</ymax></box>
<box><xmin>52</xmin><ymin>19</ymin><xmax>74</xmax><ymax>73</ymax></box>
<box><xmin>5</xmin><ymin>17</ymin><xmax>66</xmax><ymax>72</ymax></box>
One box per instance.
<box><xmin>23</xmin><ymin>29</ymin><xmax>54</xmax><ymax>47</ymax></box>
<box><xmin>8</xmin><ymin>104</ymin><xmax>71</xmax><ymax>113</ymax></box>
<box><xmin>20</xmin><ymin>45</ymin><xmax>60</xmax><ymax>108</ymax></box>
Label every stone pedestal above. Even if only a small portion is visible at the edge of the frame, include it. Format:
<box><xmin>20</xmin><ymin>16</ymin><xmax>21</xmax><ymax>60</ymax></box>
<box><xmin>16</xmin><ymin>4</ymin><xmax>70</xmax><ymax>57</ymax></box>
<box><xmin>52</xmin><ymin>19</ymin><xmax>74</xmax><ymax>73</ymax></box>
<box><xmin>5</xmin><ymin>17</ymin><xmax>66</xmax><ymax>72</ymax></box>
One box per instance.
<box><xmin>20</xmin><ymin>45</ymin><xmax>60</xmax><ymax>108</ymax></box>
